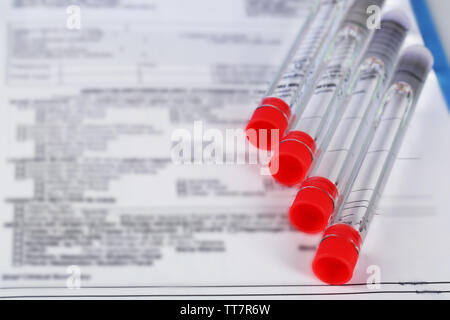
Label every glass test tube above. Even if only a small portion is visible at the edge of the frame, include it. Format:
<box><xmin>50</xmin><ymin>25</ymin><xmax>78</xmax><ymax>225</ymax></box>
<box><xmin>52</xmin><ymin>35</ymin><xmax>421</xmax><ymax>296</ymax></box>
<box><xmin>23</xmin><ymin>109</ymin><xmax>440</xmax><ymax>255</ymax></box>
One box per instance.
<box><xmin>269</xmin><ymin>0</ymin><xmax>386</xmax><ymax>186</ymax></box>
<box><xmin>246</xmin><ymin>0</ymin><xmax>345</xmax><ymax>150</ymax></box>
<box><xmin>312</xmin><ymin>46</ymin><xmax>434</xmax><ymax>285</ymax></box>
<box><xmin>288</xmin><ymin>11</ymin><xmax>410</xmax><ymax>234</ymax></box>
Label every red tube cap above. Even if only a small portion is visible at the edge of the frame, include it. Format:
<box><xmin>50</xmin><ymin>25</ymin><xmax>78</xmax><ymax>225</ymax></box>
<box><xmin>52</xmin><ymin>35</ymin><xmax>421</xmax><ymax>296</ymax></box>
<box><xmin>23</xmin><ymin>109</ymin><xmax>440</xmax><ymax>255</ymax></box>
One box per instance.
<box><xmin>312</xmin><ymin>224</ymin><xmax>362</xmax><ymax>285</ymax></box>
<box><xmin>246</xmin><ymin>97</ymin><xmax>291</xmax><ymax>150</ymax></box>
<box><xmin>269</xmin><ymin>131</ymin><xmax>316</xmax><ymax>186</ymax></box>
<box><xmin>289</xmin><ymin>177</ymin><xmax>338</xmax><ymax>233</ymax></box>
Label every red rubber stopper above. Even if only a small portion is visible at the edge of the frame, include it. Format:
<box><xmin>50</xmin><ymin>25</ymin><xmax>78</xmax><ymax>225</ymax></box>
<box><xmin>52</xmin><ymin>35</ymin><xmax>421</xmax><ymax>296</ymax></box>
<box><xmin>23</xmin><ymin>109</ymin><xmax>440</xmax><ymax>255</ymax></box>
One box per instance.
<box><xmin>246</xmin><ymin>97</ymin><xmax>292</xmax><ymax>150</ymax></box>
<box><xmin>289</xmin><ymin>177</ymin><xmax>338</xmax><ymax>233</ymax></box>
<box><xmin>312</xmin><ymin>224</ymin><xmax>362</xmax><ymax>285</ymax></box>
<box><xmin>269</xmin><ymin>131</ymin><xmax>316</xmax><ymax>186</ymax></box>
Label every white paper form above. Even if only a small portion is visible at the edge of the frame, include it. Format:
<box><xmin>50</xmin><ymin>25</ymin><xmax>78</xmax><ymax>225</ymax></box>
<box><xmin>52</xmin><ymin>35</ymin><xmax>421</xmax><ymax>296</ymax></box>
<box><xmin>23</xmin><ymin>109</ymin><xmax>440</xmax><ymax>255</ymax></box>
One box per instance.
<box><xmin>0</xmin><ymin>0</ymin><xmax>449</xmax><ymax>299</ymax></box>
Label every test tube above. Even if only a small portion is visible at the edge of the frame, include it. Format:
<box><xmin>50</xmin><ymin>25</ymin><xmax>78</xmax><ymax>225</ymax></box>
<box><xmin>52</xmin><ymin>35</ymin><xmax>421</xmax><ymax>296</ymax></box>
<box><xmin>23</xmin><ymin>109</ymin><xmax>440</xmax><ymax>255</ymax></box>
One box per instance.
<box><xmin>246</xmin><ymin>0</ymin><xmax>345</xmax><ymax>150</ymax></box>
<box><xmin>269</xmin><ymin>0</ymin><xmax>386</xmax><ymax>186</ymax></box>
<box><xmin>288</xmin><ymin>11</ymin><xmax>410</xmax><ymax>233</ymax></box>
<box><xmin>312</xmin><ymin>46</ymin><xmax>434</xmax><ymax>285</ymax></box>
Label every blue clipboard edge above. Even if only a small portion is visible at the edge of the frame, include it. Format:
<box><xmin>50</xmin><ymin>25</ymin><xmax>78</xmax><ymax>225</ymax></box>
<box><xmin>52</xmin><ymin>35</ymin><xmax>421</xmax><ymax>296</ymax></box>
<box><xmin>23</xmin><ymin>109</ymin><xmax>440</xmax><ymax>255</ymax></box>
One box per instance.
<box><xmin>410</xmin><ymin>0</ymin><xmax>450</xmax><ymax>110</ymax></box>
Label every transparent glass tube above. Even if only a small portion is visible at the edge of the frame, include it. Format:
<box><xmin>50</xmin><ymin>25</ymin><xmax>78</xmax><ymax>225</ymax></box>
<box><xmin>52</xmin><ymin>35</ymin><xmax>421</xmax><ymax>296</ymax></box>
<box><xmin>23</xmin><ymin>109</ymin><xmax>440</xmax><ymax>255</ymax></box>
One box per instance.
<box><xmin>273</xmin><ymin>11</ymin><xmax>407</xmax><ymax>190</ymax></box>
<box><xmin>311</xmin><ymin>12</ymin><xmax>411</xmax><ymax>191</ymax></box>
<box><xmin>311</xmin><ymin>46</ymin><xmax>433</xmax><ymax>285</ymax></box>
<box><xmin>311</xmin><ymin>56</ymin><xmax>386</xmax><ymax>191</ymax></box>
<box><xmin>286</xmin><ymin>12</ymin><xmax>410</xmax><ymax>234</ymax></box>
<box><xmin>290</xmin><ymin>22</ymin><xmax>370</xmax><ymax>143</ymax></box>
<box><xmin>246</xmin><ymin>0</ymin><xmax>346</xmax><ymax>149</ymax></box>
<box><xmin>334</xmin><ymin>82</ymin><xmax>414</xmax><ymax>238</ymax></box>
<box><xmin>266</xmin><ymin>0</ymin><xmax>345</xmax><ymax>114</ymax></box>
